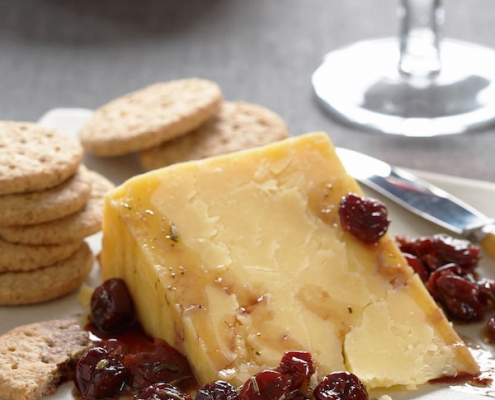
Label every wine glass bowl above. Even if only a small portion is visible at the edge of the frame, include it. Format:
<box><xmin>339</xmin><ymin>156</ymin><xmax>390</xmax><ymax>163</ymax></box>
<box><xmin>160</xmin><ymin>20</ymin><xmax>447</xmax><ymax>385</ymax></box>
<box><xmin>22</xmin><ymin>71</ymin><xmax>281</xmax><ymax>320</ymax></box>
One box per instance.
<box><xmin>312</xmin><ymin>0</ymin><xmax>495</xmax><ymax>137</ymax></box>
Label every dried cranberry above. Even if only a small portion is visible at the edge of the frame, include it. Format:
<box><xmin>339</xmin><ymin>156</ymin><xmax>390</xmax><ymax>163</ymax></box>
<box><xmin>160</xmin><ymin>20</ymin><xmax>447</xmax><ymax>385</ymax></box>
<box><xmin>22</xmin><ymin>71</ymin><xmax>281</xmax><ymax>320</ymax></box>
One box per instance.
<box><xmin>396</xmin><ymin>234</ymin><xmax>480</xmax><ymax>272</ymax></box>
<box><xmin>338</xmin><ymin>193</ymin><xmax>390</xmax><ymax>243</ymax></box>
<box><xmin>487</xmin><ymin>317</ymin><xmax>495</xmax><ymax>343</ymax></box>
<box><xmin>91</xmin><ymin>278</ymin><xmax>136</xmax><ymax>333</ymax></box>
<box><xmin>313</xmin><ymin>372</ymin><xmax>368</xmax><ymax>400</ymax></box>
<box><xmin>74</xmin><ymin>347</ymin><xmax>128</xmax><ymax>400</ymax></box>
<box><xmin>426</xmin><ymin>263</ymin><xmax>469</xmax><ymax>284</ymax></box>
<box><xmin>136</xmin><ymin>382</ymin><xmax>192</xmax><ymax>400</ymax></box>
<box><xmin>478</xmin><ymin>278</ymin><xmax>495</xmax><ymax>307</ymax></box>
<box><xmin>433</xmin><ymin>234</ymin><xmax>480</xmax><ymax>270</ymax></box>
<box><xmin>397</xmin><ymin>235</ymin><xmax>436</xmax><ymax>271</ymax></box>
<box><xmin>124</xmin><ymin>339</ymin><xmax>193</xmax><ymax>390</ymax></box>
<box><xmin>277</xmin><ymin>351</ymin><xmax>315</xmax><ymax>390</ymax></box>
<box><xmin>238</xmin><ymin>370</ymin><xmax>291</xmax><ymax>400</ymax></box>
<box><xmin>427</xmin><ymin>268</ymin><xmax>485</xmax><ymax>322</ymax></box>
<box><xmin>402</xmin><ymin>253</ymin><xmax>429</xmax><ymax>282</ymax></box>
<box><xmin>195</xmin><ymin>380</ymin><xmax>239</xmax><ymax>400</ymax></box>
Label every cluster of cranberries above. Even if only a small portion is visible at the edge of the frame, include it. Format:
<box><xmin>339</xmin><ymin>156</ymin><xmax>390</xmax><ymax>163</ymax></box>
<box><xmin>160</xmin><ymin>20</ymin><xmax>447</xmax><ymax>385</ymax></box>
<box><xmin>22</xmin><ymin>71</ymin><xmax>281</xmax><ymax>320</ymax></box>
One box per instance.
<box><xmin>338</xmin><ymin>192</ymin><xmax>495</xmax><ymax>341</ymax></box>
<box><xmin>197</xmin><ymin>353</ymin><xmax>367</xmax><ymax>400</ymax></box>
<box><xmin>74</xmin><ymin>278</ymin><xmax>194</xmax><ymax>400</ymax></box>
<box><xmin>397</xmin><ymin>234</ymin><xmax>495</xmax><ymax>337</ymax></box>
<box><xmin>129</xmin><ymin>356</ymin><xmax>368</xmax><ymax>400</ymax></box>
<box><xmin>74</xmin><ymin>277</ymin><xmax>369</xmax><ymax>400</ymax></box>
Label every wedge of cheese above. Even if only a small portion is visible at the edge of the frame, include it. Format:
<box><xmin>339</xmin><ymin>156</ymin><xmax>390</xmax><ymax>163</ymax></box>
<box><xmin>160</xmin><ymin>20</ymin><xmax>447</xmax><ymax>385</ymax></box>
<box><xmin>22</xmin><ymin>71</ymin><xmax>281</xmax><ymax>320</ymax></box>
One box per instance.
<box><xmin>100</xmin><ymin>132</ymin><xmax>479</xmax><ymax>389</ymax></box>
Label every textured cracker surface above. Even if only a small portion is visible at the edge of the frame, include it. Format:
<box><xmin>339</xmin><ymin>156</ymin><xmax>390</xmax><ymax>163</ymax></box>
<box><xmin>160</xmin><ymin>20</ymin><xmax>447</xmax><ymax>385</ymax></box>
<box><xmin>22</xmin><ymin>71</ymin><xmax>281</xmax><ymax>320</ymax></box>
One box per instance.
<box><xmin>0</xmin><ymin>319</ymin><xmax>91</xmax><ymax>400</ymax></box>
<box><xmin>0</xmin><ymin>238</ymin><xmax>82</xmax><ymax>272</ymax></box>
<box><xmin>0</xmin><ymin>241</ymin><xmax>93</xmax><ymax>305</ymax></box>
<box><xmin>79</xmin><ymin>78</ymin><xmax>223</xmax><ymax>156</ymax></box>
<box><xmin>0</xmin><ymin>122</ymin><xmax>83</xmax><ymax>196</ymax></box>
<box><xmin>139</xmin><ymin>101</ymin><xmax>290</xmax><ymax>170</ymax></box>
<box><xmin>0</xmin><ymin>170</ymin><xmax>114</xmax><ymax>245</ymax></box>
<box><xmin>0</xmin><ymin>165</ymin><xmax>92</xmax><ymax>227</ymax></box>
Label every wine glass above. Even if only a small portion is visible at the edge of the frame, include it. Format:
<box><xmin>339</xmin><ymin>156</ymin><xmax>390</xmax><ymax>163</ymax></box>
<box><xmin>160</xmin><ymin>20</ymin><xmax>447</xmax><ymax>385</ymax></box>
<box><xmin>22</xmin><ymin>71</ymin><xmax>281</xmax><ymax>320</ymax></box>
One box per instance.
<box><xmin>312</xmin><ymin>0</ymin><xmax>495</xmax><ymax>137</ymax></box>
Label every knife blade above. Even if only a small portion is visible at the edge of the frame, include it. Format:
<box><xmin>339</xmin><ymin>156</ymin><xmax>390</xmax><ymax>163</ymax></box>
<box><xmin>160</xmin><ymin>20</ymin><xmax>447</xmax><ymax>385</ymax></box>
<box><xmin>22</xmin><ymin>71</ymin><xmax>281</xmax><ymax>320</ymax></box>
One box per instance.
<box><xmin>335</xmin><ymin>147</ymin><xmax>495</xmax><ymax>257</ymax></box>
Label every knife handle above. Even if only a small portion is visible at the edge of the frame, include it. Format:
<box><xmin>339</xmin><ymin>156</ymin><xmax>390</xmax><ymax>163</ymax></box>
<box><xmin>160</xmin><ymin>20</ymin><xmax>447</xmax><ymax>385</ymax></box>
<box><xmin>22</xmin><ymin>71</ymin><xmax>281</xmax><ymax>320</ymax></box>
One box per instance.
<box><xmin>479</xmin><ymin>224</ymin><xmax>495</xmax><ymax>258</ymax></box>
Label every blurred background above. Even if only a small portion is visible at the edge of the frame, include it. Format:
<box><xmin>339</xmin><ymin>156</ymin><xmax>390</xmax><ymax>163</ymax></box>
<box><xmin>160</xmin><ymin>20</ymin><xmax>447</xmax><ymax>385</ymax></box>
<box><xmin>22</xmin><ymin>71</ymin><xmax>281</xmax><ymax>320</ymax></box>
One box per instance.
<box><xmin>1</xmin><ymin>0</ymin><xmax>494</xmax><ymax>181</ymax></box>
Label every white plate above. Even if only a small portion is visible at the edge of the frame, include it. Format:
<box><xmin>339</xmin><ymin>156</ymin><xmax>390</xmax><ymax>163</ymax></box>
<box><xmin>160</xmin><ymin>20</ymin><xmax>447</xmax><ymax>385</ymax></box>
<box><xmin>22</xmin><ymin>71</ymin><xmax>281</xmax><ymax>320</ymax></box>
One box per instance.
<box><xmin>1</xmin><ymin>108</ymin><xmax>494</xmax><ymax>400</ymax></box>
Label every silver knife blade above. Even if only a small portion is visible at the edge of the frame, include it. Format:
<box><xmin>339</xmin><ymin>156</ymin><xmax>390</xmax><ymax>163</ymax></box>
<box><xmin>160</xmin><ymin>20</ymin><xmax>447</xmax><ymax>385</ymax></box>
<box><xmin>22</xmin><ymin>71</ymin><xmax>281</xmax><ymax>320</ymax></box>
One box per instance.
<box><xmin>335</xmin><ymin>147</ymin><xmax>495</xmax><ymax>256</ymax></box>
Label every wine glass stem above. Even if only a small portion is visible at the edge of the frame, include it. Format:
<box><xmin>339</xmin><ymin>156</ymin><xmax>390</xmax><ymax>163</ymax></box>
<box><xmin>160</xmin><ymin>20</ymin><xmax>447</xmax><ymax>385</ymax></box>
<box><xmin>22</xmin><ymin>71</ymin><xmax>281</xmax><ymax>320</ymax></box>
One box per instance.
<box><xmin>398</xmin><ymin>0</ymin><xmax>444</xmax><ymax>77</ymax></box>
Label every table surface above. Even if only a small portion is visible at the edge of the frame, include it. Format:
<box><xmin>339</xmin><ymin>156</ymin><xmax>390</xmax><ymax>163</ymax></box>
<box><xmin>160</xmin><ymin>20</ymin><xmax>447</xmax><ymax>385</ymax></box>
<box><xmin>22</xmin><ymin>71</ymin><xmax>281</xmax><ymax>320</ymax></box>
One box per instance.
<box><xmin>1</xmin><ymin>0</ymin><xmax>494</xmax><ymax>182</ymax></box>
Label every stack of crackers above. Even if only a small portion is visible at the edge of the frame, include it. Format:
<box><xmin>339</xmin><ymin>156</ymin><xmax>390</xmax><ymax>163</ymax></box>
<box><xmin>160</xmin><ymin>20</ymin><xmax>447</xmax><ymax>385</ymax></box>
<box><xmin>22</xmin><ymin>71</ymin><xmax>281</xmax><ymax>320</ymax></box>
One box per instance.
<box><xmin>79</xmin><ymin>78</ymin><xmax>291</xmax><ymax>169</ymax></box>
<box><xmin>0</xmin><ymin>122</ymin><xmax>114</xmax><ymax>305</ymax></box>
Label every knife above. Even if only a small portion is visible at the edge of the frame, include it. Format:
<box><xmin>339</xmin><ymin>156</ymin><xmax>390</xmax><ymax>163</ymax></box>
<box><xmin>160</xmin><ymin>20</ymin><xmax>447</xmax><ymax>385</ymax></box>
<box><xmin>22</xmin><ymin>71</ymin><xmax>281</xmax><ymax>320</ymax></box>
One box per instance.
<box><xmin>335</xmin><ymin>147</ymin><xmax>495</xmax><ymax>257</ymax></box>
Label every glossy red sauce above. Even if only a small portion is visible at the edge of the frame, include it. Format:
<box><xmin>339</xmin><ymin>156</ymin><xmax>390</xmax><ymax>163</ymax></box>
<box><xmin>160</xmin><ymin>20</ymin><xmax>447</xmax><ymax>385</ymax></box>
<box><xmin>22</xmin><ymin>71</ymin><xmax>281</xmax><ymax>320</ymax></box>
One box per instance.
<box><xmin>86</xmin><ymin>321</ymin><xmax>155</xmax><ymax>353</ymax></box>
<box><xmin>84</xmin><ymin>321</ymin><xmax>198</xmax><ymax>393</ymax></box>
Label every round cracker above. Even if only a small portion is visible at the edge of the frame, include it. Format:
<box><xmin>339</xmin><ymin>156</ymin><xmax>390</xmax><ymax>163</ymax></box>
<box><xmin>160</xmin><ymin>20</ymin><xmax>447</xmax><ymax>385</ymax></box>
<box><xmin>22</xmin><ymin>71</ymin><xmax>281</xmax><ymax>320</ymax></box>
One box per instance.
<box><xmin>0</xmin><ymin>165</ymin><xmax>92</xmax><ymax>227</ymax></box>
<box><xmin>0</xmin><ymin>122</ymin><xmax>83</xmax><ymax>196</ymax></box>
<box><xmin>138</xmin><ymin>101</ymin><xmax>290</xmax><ymax>170</ymax></box>
<box><xmin>0</xmin><ymin>242</ymin><xmax>93</xmax><ymax>305</ymax></box>
<box><xmin>79</xmin><ymin>79</ymin><xmax>223</xmax><ymax>156</ymax></box>
<box><xmin>0</xmin><ymin>238</ymin><xmax>82</xmax><ymax>272</ymax></box>
<box><xmin>0</xmin><ymin>320</ymin><xmax>91</xmax><ymax>400</ymax></box>
<box><xmin>0</xmin><ymin>171</ymin><xmax>114</xmax><ymax>245</ymax></box>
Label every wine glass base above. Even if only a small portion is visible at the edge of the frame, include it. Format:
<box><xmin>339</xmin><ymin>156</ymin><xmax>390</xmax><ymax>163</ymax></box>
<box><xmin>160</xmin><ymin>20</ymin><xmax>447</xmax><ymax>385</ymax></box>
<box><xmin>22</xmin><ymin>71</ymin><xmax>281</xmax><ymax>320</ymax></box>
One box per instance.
<box><xmin>312</xmin><ymin>38</ymin><xmax>495</xmax><ymax>137</ymax></box>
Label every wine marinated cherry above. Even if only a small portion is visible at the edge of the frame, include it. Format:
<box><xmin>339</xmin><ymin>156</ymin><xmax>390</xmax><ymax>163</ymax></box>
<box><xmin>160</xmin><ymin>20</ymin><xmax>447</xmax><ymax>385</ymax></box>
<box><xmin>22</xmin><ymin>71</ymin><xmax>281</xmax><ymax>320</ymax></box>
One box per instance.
<box><xmin>338</xmin><ymin>193</ymin><xmax>390</xmax><ymax>243</ymax></box>
<box><xmin>277</xmin><ymin>351</ymin><xmax>315</xmax><ymax>390</ymax></box>
<box><xmin>74</xmin><ymin>347</ymin><xmax>128</xmax><ymax>400</ymax></box>
<box><xmin>90</xmin><ymin>277</ymin><xmax>136</xmax><ymax>333</ymax></box>
<box><xmin>125</xmin><ymin>339</ymin><xmax>194</xmax><ymax>390</ymax></box>
<box><xmin>195</xmin><ymin>380</ymin><xmax>239</xmax><ymax>400</ymax></box>
<box><xmin>136</xmin><ymin>382</ymin><xmax>192</xmax><ymax>400</ymax></box>
<box><xmin>238</xmin><ymin>370</ymin><xmax>291</xmax><ymax>400</ymax></box>
<box><xmin>313</xmin><ymin>372</ymin><xmax>368</xmax><ymax>400</ymax></box>
<box><xmin>101</xmin><ymin>338</ymin><xmax>128</xmax><ymax>360</ymax></box>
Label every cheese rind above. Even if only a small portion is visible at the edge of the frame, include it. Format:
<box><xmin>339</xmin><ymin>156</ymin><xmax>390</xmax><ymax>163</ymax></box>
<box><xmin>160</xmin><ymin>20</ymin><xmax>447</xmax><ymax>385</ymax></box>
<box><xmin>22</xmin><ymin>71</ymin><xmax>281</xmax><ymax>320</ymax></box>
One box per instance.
<box><xmin>100</xmin><ymin>132</ymin><xmax>479</xmax><ymax>388</ymax></box>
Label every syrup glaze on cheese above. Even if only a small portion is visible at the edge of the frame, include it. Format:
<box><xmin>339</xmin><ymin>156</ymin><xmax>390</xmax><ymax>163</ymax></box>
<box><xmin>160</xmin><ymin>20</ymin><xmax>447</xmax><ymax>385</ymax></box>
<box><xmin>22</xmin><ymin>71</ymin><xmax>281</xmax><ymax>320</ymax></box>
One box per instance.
<box><xmin>78</xmin><ymin>277</ymin><xmax>372</xmax><ymax>400</ymax></box>
<box><xmin>99</xmin><ymin>132</ymin><xmax>479</xmax><ymax>390</ymax></box>
<box><xmin>76</xmin><ymin>272</ymin><xmax>494</xmax><ymax>400</ymax></box>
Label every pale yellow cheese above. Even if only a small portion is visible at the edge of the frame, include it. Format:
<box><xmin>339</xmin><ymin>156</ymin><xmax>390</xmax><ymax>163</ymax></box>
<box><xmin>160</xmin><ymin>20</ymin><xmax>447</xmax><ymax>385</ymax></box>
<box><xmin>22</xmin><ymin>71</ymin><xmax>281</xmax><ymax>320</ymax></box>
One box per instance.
<box><xmin>100</xmin><ymin>132</ymin><xmax>479</xmax><ymax>389</ymax></box>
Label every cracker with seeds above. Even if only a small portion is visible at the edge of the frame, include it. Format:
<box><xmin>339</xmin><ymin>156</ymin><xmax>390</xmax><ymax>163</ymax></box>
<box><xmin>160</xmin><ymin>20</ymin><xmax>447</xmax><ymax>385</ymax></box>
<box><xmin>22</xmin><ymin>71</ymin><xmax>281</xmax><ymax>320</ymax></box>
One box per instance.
<box><xmin>0</xmin><ymin>122</ymin><xmax>83</xmax><ymax>196</ymax></box>
<box><xmin>139</xmin><ymin>101</ymin><xmax>290</xmax><ymax>170</ymax></box>
<box><xmin>0</xmin><ymin>165</ymin><xmax>92</xmax><ymax>227</ymax></box>
<box><xmin>0</xmin><ymin>319</ymin><xmax>91</xmax><ymax>400</ymax></box>
<box><xmin>0</xmin><ymin>238</ymin><xmax>82</xmax><ymax>272</ymax></box>
<box><xmin>79</xmin><ymin>79</ymin><xmax>223</xmax><ymax>156</ymax></box>
<box><xmin>0</xmin><ymin>241</ymin><xmax>93</xmax><ymax>305</ymax></box>
<box><xmin>0</xmin><ymin>171</ymin><xmax>114</xmax><ymax>245</ymax></box>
